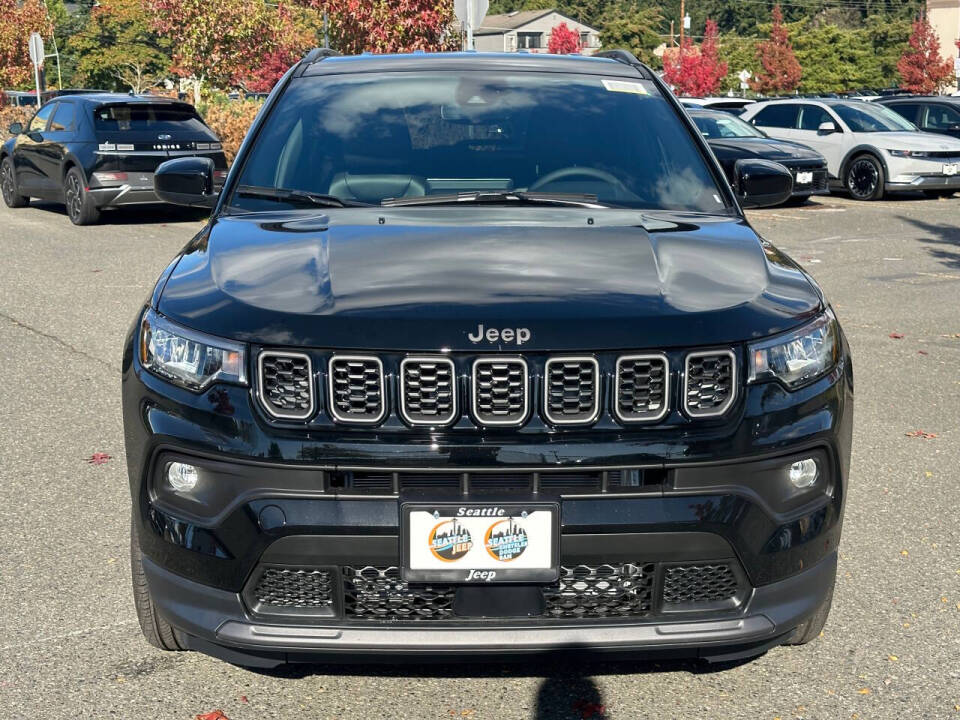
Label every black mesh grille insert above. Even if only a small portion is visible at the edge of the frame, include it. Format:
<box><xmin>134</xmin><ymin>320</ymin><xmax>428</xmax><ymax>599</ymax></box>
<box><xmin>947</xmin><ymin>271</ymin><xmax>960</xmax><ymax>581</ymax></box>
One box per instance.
<box><xmin>342</xmin><ymin>566</ymin><xmax>455</xmax><ymax>620</ymax></box>
<box><xmin>684</xmin><ymin>351</ymin><xmax>735</xmax><ymax>417</ymax></box>
<box><xmin>615</xmin><ymin>355</ymin><xmax>668</xmax><ymax>422</ymax></box>
<box><xmin>253</xmin><ymin>568</ymin><xmax>335</xmax><ymax>608</ymax></box>
<box><xmin>544</xmin><ymin>563</ymin><xmax>655</xmax><ymax>618</ymax></box>
<box><xmin>472</xmin><ymin>359</ymin><xmax>527</xmax><ymax>425</ymax></box>
<box><xmin>662</xmin><ymin>564</ymin><xmax>739</xmax><ymax>605</ymax></box>
<box><xmin>401</xmin><ymin>358</ymin><xmax>456</xmax><ymax>425</ymax></box>
<box><xmin>258</xmin><ymin>352</ymin><xmax>313</xmax><ymax>419</ymax></box>
<box><xmin>544</xmin><ymin>358</ymin><xmax>599</xmax><ymax>424</ymax></box>
<box><xmin>329</xmin><ymin>356</ymin><xmax>385</xmax><ymax>423</ymax></box>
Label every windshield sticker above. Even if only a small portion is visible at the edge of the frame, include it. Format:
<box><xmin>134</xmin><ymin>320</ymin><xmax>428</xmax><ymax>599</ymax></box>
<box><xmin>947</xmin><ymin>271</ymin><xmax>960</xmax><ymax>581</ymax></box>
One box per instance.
<box><xmin>602</xmin><ymin>79</ymin><xmax>648</xmax><ymax>95</ymax></box>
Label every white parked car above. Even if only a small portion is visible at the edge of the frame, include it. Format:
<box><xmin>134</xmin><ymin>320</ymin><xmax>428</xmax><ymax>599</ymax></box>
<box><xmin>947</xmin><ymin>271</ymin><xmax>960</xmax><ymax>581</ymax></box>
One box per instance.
<box><xmin>740</xmin><ymin>98</ymin><xmax>960</xmax><ymax>200</ymax></box>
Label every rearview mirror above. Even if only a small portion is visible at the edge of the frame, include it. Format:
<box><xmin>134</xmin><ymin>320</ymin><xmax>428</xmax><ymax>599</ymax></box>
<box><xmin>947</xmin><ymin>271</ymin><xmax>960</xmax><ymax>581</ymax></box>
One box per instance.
<box><xmin>734</xmin><ymin>159</ymin><xmax>793</xmax><ymax>209</ymax></box>
<box><xmin>818</xmin><ymin>121</ymin><xmax>838</xmax><ymax>134</ymax></box>
<box><xmin>8</xmin><ymin>122</ymin><xmax>23</xmax><ymax>135</ymax></box>
<box><xmin>154</xmin><ymin>156</ymin><xmax>218</xmax><ymax>208</ymax></box>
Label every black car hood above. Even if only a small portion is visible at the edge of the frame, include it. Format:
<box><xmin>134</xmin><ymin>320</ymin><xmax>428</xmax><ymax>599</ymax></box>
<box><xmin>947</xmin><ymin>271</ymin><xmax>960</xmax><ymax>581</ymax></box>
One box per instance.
<box><xmin>708</xmin><ymin>137</ymin><xmax>824</xmax><ymax>162</ymax></box>
<box><xmin>157</xmin><ymin>208</ymin><xmax>822</xmax><ymax>351</ymax></box>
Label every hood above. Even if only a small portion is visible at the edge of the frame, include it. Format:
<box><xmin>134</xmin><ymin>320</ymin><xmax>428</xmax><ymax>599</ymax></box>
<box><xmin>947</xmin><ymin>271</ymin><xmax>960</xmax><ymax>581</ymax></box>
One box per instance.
<box><xmin>872</xmin><ymin>131</ymin><xmax>960</xmax><ymax>151</ymax></box>
<box><xmin>157</xmin><ymin>208</ymin><xmax>823</xmax><ymax>351</ymax></box>
<box><xmin>709</xmin><ymin>137</ymin><xmax>824</xmax><ymax>162</ymax></box>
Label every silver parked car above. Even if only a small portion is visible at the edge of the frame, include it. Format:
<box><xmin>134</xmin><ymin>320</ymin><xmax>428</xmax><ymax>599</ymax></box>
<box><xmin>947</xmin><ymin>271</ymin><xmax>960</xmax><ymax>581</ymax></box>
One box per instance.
<box><xmin>740</xmin><ymin>98</ymin><xmax>960</xmax><ymax>200</ymax></box>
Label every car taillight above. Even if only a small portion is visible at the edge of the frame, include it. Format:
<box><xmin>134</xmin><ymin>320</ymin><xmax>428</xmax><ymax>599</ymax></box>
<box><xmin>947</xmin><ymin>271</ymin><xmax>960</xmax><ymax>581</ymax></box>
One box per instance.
<box><xmin>213</xmin><ymin>169</ymin><xmax>228</xmax><ymax>182</ymax></box>
<box><xmin>92</xmin><ymin>171</ymin><xmax>128</xmax><ymax>183</ymax></box>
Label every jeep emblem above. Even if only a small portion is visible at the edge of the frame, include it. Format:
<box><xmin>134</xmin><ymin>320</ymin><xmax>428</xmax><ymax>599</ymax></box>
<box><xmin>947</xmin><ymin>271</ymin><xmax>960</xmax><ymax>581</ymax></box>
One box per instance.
<box><xmin>467</xmin><ymin>324</ymin><xmax>530</xmax><ymax>345</ymax></box>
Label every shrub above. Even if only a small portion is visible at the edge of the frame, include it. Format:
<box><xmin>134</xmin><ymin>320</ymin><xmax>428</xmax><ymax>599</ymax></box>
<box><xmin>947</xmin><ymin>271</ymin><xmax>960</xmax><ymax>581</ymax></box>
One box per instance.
<box><xmin>201</xmin><ymin>99</ymin><xmax>263</xmax><ymax>164</ymax></box>
<box><xmin>0</xmin><ymin>105</ymin><xmax>32</xmax><ymax>134</ymax></box>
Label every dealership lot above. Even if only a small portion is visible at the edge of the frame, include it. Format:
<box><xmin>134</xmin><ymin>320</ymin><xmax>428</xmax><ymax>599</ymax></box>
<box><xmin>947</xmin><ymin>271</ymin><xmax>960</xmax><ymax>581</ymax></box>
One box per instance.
<box><xmin>0</xmin><ymin>195</ymin><xmax>958</xmax><ymax>719</ymax></box>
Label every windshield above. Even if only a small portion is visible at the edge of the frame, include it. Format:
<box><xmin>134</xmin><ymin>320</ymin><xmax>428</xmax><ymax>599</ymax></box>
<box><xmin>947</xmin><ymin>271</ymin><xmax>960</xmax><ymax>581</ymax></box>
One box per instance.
<box><xmin>93</xmin><ymin>103</ymin><xmax>208</xmax><ymax>133</ymax></box>
<box><xmin>691</xmin><ymin>112</ymin><xmax>765</xmax><ymax>139</ymax></box>
<box><xmin>833</xmin><ymin>102</ymin><xmax>917</xmax><ymax>133</ymax></box>
<box><xmin>228</xmin><ymin>71</ymin><xmax>729</xmax><ymax>213</ymax></box>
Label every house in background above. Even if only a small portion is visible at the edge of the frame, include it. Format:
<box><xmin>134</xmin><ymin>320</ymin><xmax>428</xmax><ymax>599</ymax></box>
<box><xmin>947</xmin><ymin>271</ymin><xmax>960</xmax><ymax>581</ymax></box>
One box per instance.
<box><xmin>474</xmin><ymin>9</ymin><xmax>601</xmax><ymax>55</ymax></box>
<box><xmin>928</xmin><ymin>0</ymin><xmax>960</xmax><ymax>92</ymax></box>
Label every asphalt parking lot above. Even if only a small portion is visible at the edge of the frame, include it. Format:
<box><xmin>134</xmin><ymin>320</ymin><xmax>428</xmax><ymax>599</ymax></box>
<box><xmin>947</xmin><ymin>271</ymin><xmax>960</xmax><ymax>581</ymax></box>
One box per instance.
<box><xmin>0</xmin><ymin>194</ymin><xmax>958</xmax><ymax>720</ymax></box>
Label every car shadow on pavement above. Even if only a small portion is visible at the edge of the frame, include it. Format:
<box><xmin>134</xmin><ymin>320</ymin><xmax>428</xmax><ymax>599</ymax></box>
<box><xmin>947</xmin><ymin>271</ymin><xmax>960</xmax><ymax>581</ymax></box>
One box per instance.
<box><xmin>25</xmin><ymin>201</ymin><xmax>209</xmax><ymax>225</ymax></box>
<box><xmin>898</xmin><ymin>215</ymin><xmax>960</xmax><ymax>270</ymax></box>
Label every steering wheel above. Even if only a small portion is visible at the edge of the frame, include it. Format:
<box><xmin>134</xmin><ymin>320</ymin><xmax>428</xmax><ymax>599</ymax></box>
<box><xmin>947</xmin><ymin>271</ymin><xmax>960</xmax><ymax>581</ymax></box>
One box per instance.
<box><xmin>529</xmin><ymin>166</ymin><xmax>629</xmax><ymax>196</ymax></box>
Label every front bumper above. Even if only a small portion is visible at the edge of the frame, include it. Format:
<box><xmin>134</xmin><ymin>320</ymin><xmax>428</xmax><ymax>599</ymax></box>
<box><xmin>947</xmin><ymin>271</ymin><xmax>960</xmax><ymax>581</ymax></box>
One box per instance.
<box><xmin>886</xmin><ymin>174</ymin><xmax>960</xmax><ymax>191</ymax></box>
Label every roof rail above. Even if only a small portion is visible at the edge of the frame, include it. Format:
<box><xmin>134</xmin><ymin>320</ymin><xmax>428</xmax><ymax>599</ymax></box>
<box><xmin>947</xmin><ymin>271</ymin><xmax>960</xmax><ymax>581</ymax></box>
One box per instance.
<box><xmin>302</xmin><ymin>47</ymin><xmax>340</xmax><ymax>65</ymax></box>
<box><xmin>591</xmin><ymin>49</ymin><xmax>654</xmax><ymax>79</ymax></box>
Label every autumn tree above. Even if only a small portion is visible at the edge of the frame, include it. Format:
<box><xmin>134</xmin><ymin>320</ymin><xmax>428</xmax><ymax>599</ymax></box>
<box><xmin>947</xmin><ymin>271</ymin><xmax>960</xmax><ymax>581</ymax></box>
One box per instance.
<box><xmin>548</xmin><ymin>22</ymin><xmax>581</xmax><ymax>54</ymax></box>
<box><xmin>751</xmin><ymin>4</ymin><xmax>802</xmax><ymax>94</ymax></box>
<box><xmin>0</xmin><ymin>0</ymin><xmax>53</xmax><ymax>89</ymax></box>
<box><xmin>897</xmin><ymin>17</ymin><xmax>953</xmax><ymax>94</ymax></box>
<box><xmin>662</xmin><ymin>19</ymin><xmax>728</xmax><ymax>96</ymax></box>
<box><xmin>236</xmin><ymin>3</ymin><xmax>321</xmax><ymax>92</ymax></box>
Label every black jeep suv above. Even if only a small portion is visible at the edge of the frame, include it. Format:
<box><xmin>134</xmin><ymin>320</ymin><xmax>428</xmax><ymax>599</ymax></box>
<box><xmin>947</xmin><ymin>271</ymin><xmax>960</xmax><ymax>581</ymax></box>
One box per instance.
<box><xmin>122</xmin><ymin>51</ymin><xmax>852</xmax><ymax>668</ymax></box>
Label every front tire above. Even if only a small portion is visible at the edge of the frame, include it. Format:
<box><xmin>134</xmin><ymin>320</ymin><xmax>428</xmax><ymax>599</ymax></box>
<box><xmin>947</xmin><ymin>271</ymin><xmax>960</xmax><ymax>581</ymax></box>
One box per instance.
<box><xmin>1</xmin><ymin>156</ymin><xmax>29</xmax><ymax>208</ymax></box>
<box><xmin>130</xmin><ymin>514</ymin><xmax>185</xmax><ymax>652</ymax></box>
<box><xmin>64</xmin><ymin>167</ymin><xmax>101</xmax><ymax>225</ymax></box>
<box><xmin>845</xmin><ymin>154</ymin><xmax>884</xmax><ymax>201</ymax></box>
<box><xmin>785</xmin><ymin>573</ymin><xmax>835</xmax><ymax>645</ymax></box>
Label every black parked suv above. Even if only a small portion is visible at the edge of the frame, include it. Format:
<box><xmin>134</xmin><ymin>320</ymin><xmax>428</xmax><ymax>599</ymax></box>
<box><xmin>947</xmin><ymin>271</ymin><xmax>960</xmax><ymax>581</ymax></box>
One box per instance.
<box><xmin>1</xmin><ymin>94</ymin><xmax>227</xmax><ymax>224</ymax></box>
<box><xmin>122</xmin><ymin>51</ymin><xmax>852</xmax><ymax>667</ymax></box>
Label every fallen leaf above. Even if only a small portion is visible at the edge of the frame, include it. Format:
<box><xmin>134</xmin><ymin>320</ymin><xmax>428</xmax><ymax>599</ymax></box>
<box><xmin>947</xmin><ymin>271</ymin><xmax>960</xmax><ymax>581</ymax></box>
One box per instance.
<box><xmin>889</xmin><ymin>332</ymin><xmax>904</xmax><ymax>339</ymax></box>
<box><xmin>196</xmin><ymin>713</ymin><xmax>230</xmax><ymax>720</ymax></box>
<box><xmin>925</xmin><ymin>471</ymin><xmax>934</xmax><ymax>478</ymax></box>
<box><xmin>86</xmin><ymin>452</ymin><xmax>112</xmax><ymax>465</ymax></box>
<box><xmin>903</xmin><ymin>622</ymin><xmax>910</xmax><ymax>628</ymax></box>
<box><xmin>905</xmin><ymin>430</ymin><xmax>938</xmax><ymax>439</ymax></box>
<box><xmin>240</xmin><ymin>696</ymin><xmax>248</xmax><ymax>704</ymax></box>
<box><xmin>942</xmin><ymin>596</ymin><xmax>949</xmax><ymax>603</ymax></box>
<box><xmin>917</xmin><ymin>350</ymin><xmax>928</xmax><ymax>355</ymax></box>
<box><xmin>888</xmin><ymin>655</ymin><xmax>898</xmax><ymax>662</ymax></box>
<box><xmin>901</xmin><ymin>550</ymin><xmax>909</xmax><ymax>556</ymax></box>
<box><xmin>857</xmin><ymin>687</ymin><xmax>871</xmax><ymax>695</ymax></box>
<box><xmin>573</xmin><ymin>699</ymin><xmax>606</xmax><ymax>719</ymax></box>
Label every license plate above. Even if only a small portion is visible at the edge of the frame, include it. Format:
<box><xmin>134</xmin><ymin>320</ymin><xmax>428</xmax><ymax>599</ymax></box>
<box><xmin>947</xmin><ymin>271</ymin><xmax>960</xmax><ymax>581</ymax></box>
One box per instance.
<box><xmin>795</xmin><ymin>171</ymin><xmax>814</xmax><ymax>185</ymax></box>
<box><xmin>401</xmin><ymin>502</ymin><xmax>559</xmax><ymax>583</ymax></box>
<box><xmin>943</xmin><ymin>163</ymin><xmax>958</xmax><ymax>176</ymax></box>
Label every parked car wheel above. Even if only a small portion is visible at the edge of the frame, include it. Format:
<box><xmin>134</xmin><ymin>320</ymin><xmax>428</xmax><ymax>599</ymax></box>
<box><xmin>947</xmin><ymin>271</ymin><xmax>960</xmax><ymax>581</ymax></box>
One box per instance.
<box><xmin>785</xmin><ymin>574</ymin><xmax>835</xmax><ymax>645</ymax></box>
<box><xmin>64</xmin><ymin>167</ymin><xmax>101</xmax><ymax>225</ymax></box>
<box><xmin>130</xmin><ymin>514</ymin><xmax>185</xmax><ymax>652</ymax></box>
<box><xmin>845</xmin><ymin>154</ymin><xmax>884</xmax><ymax>201</ymax></box>
<box><xmin>1</xmin><ymin>156</ymin><xmax>29</xmax><ymax>208</ymax></box>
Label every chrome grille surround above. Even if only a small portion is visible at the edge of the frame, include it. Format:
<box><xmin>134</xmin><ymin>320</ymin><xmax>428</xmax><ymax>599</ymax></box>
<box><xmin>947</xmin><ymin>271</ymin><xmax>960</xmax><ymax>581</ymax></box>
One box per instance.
<box><xmin>328</xmin><ymin>355</ymin><xmax>387</xmax><ymax>424</ymax></box>
<box><xmin>683</xmin><ymin>349</ymin><xmax>737</xmax><ymax>418</ymax></box>
<box><xmin>399</xmin><ymin>356</ymin><xmax>457</xmax><ymax>426</ymax></box>
<box><xmin>471</xmin><ymin>357</ymin><xmax>529</xmax><ymax>427</ymax></box>
<box><xmin>543</xmin><ymin>356</ymin><xmax>600</xmax><ymax>426</ymax></box>
<box><xmin>614</xmin><ymin>353</ymin><xmax>670</xmax><ymax>423</ymax></box>
<box><xmin>256</xmin><ymin>351</ymin><xmax>315</xmax><ymax>420</ymax></box>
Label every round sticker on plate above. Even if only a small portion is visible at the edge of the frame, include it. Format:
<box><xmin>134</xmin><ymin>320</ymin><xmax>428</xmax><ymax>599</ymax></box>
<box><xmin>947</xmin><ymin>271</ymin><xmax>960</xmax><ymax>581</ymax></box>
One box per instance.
<box><xmin>484</xmin><ymin>517</ymin><xmax>529</xmax><ymax>562</ymax></box>
<box><xmin>428</xmin><ymin>519</ymin><xmax>473</xmax><ymax>562</ymax></box>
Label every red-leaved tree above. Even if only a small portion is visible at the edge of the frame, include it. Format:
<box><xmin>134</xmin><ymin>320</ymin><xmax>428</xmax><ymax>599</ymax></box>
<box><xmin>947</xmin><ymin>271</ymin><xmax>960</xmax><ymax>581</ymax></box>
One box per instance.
<box><xmin>662</xmin><ymin>20</ymin><xmax>727</xmax><ymax>96</ymax></box>
<box><xmin>751</xmin><ymin>4</ymin><xmax>801</xmax><ymax>94</ymax></box>
<box><xmin>0</xmin><ymin>0</ymin><xmax>52</xmax><ymax>88</ymax></box>
<box><xmin>303</xmin><ymin>0</ymin><xmax>456</xmax><ymax>55</ymax></box>
<box><xmin>236</xmin><ymin>3</ymin><xmax>319</xmax><ymax>92</ymax></box>
<box><xmin>897</xmin><ymin>18</ymin><xmax>953</xmax><ymax>94</ymax></box>
<box><xmin>548</xmin><ymin>23</ymin><xmax>581</xmax><ymax>55</ymax></box>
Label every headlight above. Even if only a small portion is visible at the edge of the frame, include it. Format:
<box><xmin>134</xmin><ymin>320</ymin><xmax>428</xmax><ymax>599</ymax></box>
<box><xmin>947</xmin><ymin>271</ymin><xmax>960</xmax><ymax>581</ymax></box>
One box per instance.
<box><xmin>888</xmin><ymin>149</ymin><xmax>929</xmax><ymax>158</ymax></box>
<box><xmin>139</xmin><ymin>308</ymin><xmax>247</xmax><ymax>391</ymax></box>
<box><xmin>748</xmin><ymin>309</ymin><xmax>839</xmax><ymax>389</ymax></box>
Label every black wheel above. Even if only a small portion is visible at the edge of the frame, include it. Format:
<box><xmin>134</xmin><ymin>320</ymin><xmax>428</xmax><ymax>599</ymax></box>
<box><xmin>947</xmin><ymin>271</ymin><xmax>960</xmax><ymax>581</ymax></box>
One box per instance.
<box><xmin>64</xmin><ymin>167</ymin><xmax>101</xmax><ymax>225</ymax></box>
<box><xmin>1</xmin><ymin>156</ymin><xmax>29</xmax><ymax>208</ymax></box>
<box><xmin>785</xmin><ymin>573</ymin><xmax>835</xmax><ymax>645</ymax></box>
<box><xmin>844</xmin><ymin>154</ymin><xmax>884</xmax><ymax>201</ymax></box>
<box><xmin>924</xmin><ymin>189</ymin><xmax>955</xmax><ymax>198</ymax></box>
<box><xmin>130</xmin><ymin>514</ymin><xmax>185</xmax><ymax>651</ymax></box>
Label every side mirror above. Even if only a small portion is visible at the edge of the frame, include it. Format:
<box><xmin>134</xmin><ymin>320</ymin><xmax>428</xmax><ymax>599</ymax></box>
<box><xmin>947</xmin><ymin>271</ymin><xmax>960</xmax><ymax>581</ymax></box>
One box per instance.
<box><xmin>818</xmin><ymin>121</ymin><xmax>838</xmax><ymax>134</ymax></box>
<box><xmin>8</xmin><ymin>122</ymin><xmax>23</xmax><ymax>135</ymax></box>
<box><xmin>734</xmin><ymin>158</ymin><xmax>794</xmax><ymax>209</ymax></box>
<box><xmin>154</xmin><ymin>156</ymin><xmax>218</xmax><ymax>208</ymax></box>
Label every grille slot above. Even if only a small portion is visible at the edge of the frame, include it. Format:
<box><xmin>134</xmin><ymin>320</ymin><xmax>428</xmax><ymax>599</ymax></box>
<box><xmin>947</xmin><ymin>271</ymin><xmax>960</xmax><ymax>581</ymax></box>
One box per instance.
<box><xmin>544</xmin><ymin>563</ymin><xmax>655</xmax><ymax>618</ymax></box>
<box><xmin>342</xmin><ymin>566</ymin><xmax>455</xmax><ymax>620</ymax></box>
<box><xmin>257</xmin><ymin>352</ymin><xmax>314</xmax><ymax>420</ymax></box>
<box><xmin>539</xmin><ymin>471</ymin><xmax>603</xmax><ymax>492</ymax></box>
<box><xmin>472</xmin><ymin>358</ymin><xmax>529</xmax><ymax>426</ymax></box>
<box><xmin>684</xmin><ymin>350</ymin><xmax>736</xmax><ymax>418</ymax></box>
<box><xmin>662</xmin><ymin>563</ymin><xmax>740</xmax><ymax>606</ymax></box>
<box><xmin>615</xmin><ymin>354</ymin><xmax>669</xmax><ymax>423</ymax></box>
<box><xmin>249</xmin><ymin>567</ymin><xmax>335</xmax><ymax>616</ymax></box>
<box><xmin>328</xmin><ymin>355</ymin><xmax>386</xmax><ymax>424</ymax></box>
<box><xmin>543</xmin><ymin>357</ymin><xmax>600</xmax><ymax>425</ymax></box>
<box><xmin>400</xmin><ymin>357</ymin><xmax>457</xmax><ymax>426</ymax></box>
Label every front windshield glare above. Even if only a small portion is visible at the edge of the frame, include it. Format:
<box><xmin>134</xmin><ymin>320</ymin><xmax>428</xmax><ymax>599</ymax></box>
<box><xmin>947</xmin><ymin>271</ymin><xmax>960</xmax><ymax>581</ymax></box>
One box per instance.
<box><xmin>692</xmin><ymin>113</ymin><xmax>765</xmax><ymax>139</ymax></box>
<box><xmin>834</xmin><ymin>102</ymin><xmax>917</xmax><ymax>133</ymax></box>
<box><xmin>230</xmin><ymin>71</ymin><xmax>728</xmax><ymax>213</ymax></box>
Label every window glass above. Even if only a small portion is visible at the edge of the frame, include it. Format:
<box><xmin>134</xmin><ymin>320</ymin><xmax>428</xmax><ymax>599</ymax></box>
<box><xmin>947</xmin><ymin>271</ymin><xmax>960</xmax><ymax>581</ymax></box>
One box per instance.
<box><xmin>28</xmin><ymin>102</ymin><xmax>56</xmax><ymax>132</ymax></box>
<box><xmin>93</xmin><ymin>103</ymin><xmax>208</xmax><ymax>133</ymax></box>
<box><xmin>923</xmin><ymin>104</ymin><xmax>960</xmax><ymax>130</ymax></box>
<box><xmin>886</xmin><ymin>103</ymin><xmax>920</xmax><ymax>125</ymax></box>
<box><xmin>798</xmin><ymin>105</ymin><xmax>833</xmax><ymax>131</ymax></box>
<box><xmin>49</xmin><ymin>102</ymin><xmax>76</xmax><ymax>131</ymax></box>
<box><xmin>833</xmin><ymin>102</ymin><xmax>916</xmax><ymax>132</ymax></box>
<box><xmin>752</xmin><ymin>104</ymin><xmax>798</xmax><ymax>128</ymax></box>
<box><xmin>517</xmin><ymin>32</ymin><xmax>542</xmax><ymax>49</ymax></box>
<box><xmin>691</xmin><ymin>112</ymin><xmax>766</xmax><ymax>138</ymax></box>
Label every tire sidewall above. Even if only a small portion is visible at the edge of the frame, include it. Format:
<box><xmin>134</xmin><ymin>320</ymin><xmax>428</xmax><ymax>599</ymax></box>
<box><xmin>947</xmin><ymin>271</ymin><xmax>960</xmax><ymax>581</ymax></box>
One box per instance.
<box><xmin>1</xmin><ymin>156</ymin><xmax>27</xmax><ymax>207</ymax></box>
<box><xmin>845</xmin><ymin>154</ymin><xmax>884</xmax><ymax>201</ymax></box>
<box><xmin>64</xmin><ymin>167</ymin><xmax>100</xmax><ymax>225</ymax></box>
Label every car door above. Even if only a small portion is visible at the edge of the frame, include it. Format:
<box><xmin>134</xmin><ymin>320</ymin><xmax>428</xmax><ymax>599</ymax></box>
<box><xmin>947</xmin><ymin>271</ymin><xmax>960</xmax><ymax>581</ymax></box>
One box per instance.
<box><xmin>919</xmin><ymin>103</ymin><xmax>960</xmax><ymax>140</ymax></box>
<box><xmin>885</xmin><ymin>102</ymin><xmax>922</xmax><ymax>128</ymax></box>
<box><xmin>38</xmin><ymin>101</ymin><xmax>77</xmax><ymax>196</ymax></box>
<box><xmin>747</xmin><ymin>103</ymin><xmax>799</xmax><ymax>142</ymax></box>
<box><xmin>13</xmin><ymin>101</ymin><xmax>57</xmax><ymax>194</ymax></box>
<box><xmin>794</xmin><ymin>104</ymin><xmax>846</xmax><ymax>176</ymax></box>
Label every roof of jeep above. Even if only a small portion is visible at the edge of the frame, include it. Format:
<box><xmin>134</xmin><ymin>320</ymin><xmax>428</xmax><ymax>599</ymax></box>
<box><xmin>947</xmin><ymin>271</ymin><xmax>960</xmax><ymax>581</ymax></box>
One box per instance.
<box><xmin>300</xmin><ymin>51</ymin><xmax>646</xmax><ymax>78</ymax></box>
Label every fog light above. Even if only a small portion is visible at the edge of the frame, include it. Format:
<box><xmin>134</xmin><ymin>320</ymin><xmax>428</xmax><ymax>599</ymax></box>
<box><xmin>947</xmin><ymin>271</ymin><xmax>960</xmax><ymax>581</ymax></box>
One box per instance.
<box><xmin>788</xmin><ymin>458</ymin><xmax>818</xmax><ymax>489</ymax></box>
<box><xmin>167</xmin><ymin>462</ymin><xmax>198</xmax><ymax>492</ymax></box>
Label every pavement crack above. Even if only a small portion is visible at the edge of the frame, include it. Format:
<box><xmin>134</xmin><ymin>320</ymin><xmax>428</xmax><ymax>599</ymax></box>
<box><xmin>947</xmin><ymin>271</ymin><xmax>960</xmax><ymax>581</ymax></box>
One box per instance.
<box><xmin>0</xmin><ymin>309</ymin><xmax>116</xmax><ymax>371</ymax></box>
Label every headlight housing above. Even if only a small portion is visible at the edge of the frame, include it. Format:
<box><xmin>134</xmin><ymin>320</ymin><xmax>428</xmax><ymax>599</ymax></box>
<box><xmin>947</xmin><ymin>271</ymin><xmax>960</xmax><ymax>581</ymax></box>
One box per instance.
<box><xmin>139</xmin><ymin>308</ymin><xmax>247</xmax><ymax>391</ymax></box>
<box><xmin>748</xmin><ymin>309</ymin><xmax>839</xmax><ymax>389</ymax></box>
<box><xmin>888</xmin><ymin>149</ymin><xmax>929</xmax><ymax>158</ymax></box>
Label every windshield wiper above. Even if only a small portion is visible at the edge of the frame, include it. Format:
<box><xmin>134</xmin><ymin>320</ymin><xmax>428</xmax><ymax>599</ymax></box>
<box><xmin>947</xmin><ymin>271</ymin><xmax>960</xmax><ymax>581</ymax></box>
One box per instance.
<box><xmin>236</xmin><ymin>185</ymin><xmax>370</xmax><ymax>208</ymax></box>
<box><xmin>381</xmin><ymin>191</ymin><xmax>606</xmax><ymax>208</ymax></box>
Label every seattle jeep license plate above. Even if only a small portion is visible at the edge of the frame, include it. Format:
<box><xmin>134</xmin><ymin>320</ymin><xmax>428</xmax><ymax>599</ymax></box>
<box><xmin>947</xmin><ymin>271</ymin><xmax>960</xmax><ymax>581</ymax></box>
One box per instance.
<box><xmin>795</xmin><ymin>171</ymin><xmax>814</xmax><ymax>185</ymax></box>
<box><xmin>401</xmin><ymin>502</ymin><xmax>559</xmax><ymax>583</ymax></box>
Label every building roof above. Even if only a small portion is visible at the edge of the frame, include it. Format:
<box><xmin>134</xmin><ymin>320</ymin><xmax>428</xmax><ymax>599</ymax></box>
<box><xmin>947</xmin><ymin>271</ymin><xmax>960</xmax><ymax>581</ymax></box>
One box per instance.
<box><xmin>476</xmin><ymin>9</ymin><xmax>596</xmax><ymax>36</ymax></box>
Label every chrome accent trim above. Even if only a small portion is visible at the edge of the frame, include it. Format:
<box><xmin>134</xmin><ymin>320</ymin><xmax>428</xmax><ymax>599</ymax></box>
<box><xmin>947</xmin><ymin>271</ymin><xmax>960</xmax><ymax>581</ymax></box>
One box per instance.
<box><xmin>470</xmin><ymin>357</ymin><xmax>529</xmax><ymax>427</ymax></box>
<box><xmin>542</xmin><ymin>356</ymin><xmax>601</xmax><ymax>426</ymax></box>
<box><xmin>614</xmin><ymin>353</ymin><xmax>670</xmax><ymax>424</ymax></box>
<box><xmin>327</xmin><ymin>354</ymin><xmax>387</xmax><ymax>425</ymax></box>
<box><xmin>683</xmin><ymin>349</ymin><xmax>737</xmax><ymax>419</ymax></box>
<box><xmin>256</xmin><ymin>351</ymin><xmax>315</xmax><ymax>421</ymax></box>
<box><xmin>399</xmin><ymin>356</ymin><xmax>458</xmax><ymax>427</ymax></box>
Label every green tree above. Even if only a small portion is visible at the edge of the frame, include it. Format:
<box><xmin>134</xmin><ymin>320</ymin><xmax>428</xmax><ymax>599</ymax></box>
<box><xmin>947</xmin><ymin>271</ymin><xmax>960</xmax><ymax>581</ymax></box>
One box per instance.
<box><xmin>598</xmin><ymin>5</ymin><xmax>664</xmax><ymax>67</ymax></box>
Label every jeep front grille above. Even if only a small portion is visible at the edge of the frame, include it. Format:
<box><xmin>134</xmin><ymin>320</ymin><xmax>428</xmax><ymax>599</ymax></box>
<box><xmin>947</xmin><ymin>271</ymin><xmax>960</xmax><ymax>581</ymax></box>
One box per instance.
<box><xmin>400</xmin><ymin>357</ymin><xmax>457</xmax><ymax>426</ymax></box>
<box><xmin>472</xmin><ymin>358</ymin><xmax>528</xmax><ymax>426</ymax></box>
<box><xmin>328</xmin><ymin>355</ymin><xmax>386</xmax><ymax>424</ymax></box>
<box><xmin>257</xmin><ymin>351</ymin><xmax>314</xmax><ymax>420</ymax></box>
<box><xmin>543</xmin><ymin>357</ymin><xmax>600</xmax><ymax>425</ymax></box>
<box><xmin>342</xmin><ymin>566</ymin><xmax>455</xmax><ymax>620</ymax></box>
<box><xmin>615</xmin><ymin>354</ymin><xmax>669</xmax><ymax>423</ymax></box>
<box><xmin>683</xmin><ymin>350</ymin><xmax>736</xmax><ymax>418</ymax></box>
<box><xmin>662</xmin><ymin>563</ymin><xmax>740</xmax><ymax>606</ymax></box>
<box><xmin>544</xmin><ymin>562</ymin><xmax>655</xmax><ymax>618</ymax></box>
